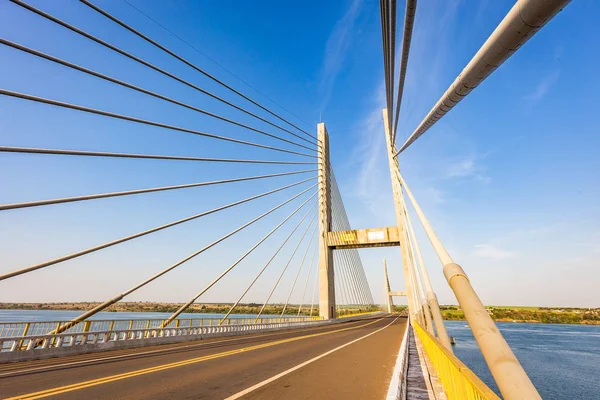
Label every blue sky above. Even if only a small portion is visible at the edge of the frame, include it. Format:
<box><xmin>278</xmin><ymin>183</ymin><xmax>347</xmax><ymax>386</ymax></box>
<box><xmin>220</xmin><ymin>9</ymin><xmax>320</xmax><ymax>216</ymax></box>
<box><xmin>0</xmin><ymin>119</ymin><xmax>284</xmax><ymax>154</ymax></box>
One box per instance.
<box><xmin>0</xmin><ymin>0</ymin><xmax>598</xmax><ymax>307</ymax></box>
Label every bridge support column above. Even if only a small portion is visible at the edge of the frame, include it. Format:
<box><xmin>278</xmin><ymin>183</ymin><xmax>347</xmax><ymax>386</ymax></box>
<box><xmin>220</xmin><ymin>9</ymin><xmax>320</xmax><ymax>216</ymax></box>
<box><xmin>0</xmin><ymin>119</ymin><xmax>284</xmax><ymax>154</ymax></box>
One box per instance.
<box><xmin>400</xmin><ymin>174</ymin><xmax>541</xmax><ymax>399</ymax></box>
<box><xmin>383</xmin><ymin>109</ymin><xmax>416</xmax><ymax>320</ymax></box>
<box><xmin>318</xmin><ymin>123</ymin><xmax>335</xmax><ymax>319</ymax></box>
<box><xmin>383</xmin><ymin>259</ymin><xmax>393</xmax><ymax>313</ymax></box>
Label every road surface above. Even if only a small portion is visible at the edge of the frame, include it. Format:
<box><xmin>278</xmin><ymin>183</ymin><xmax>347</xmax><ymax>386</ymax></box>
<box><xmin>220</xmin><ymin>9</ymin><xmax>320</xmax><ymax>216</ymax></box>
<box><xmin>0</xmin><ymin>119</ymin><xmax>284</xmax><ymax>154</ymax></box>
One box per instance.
<box><xmin>0</xmin><ymin>314</ymin><xmax>407</xmax><ymax>399</ymax></box>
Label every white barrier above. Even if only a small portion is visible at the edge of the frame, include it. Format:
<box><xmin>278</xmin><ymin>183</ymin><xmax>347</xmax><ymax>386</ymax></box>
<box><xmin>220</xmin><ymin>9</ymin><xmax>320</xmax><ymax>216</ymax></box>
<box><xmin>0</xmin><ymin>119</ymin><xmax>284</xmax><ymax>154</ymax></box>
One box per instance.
<box><xmin>385</xmin><ymin>318</ymin><xmax>410</xmax><ymax>400</ymax></box>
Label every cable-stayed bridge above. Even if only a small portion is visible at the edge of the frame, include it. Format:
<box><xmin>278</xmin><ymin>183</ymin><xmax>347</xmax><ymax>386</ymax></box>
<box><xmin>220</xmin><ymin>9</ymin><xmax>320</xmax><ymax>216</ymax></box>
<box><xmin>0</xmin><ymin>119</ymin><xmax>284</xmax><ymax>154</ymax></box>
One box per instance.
<box><xmin>0</xmin><ymin>0</ymin><xmax>571</xmax><ymax>399</ymax></box>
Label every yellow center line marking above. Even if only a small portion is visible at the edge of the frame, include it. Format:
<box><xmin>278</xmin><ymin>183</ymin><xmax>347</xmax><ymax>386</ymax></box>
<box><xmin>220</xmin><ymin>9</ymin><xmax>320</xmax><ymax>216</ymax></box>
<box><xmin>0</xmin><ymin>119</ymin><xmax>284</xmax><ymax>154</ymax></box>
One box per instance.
<box><xmin>225</xmin><ymin>315</ymin><xmax>401</xmax><ymax>400</ymax></box>
<box><xmin>6</xmin><ymin>317</ymin><xmax>385</xmax><ymax>399</ymax></box>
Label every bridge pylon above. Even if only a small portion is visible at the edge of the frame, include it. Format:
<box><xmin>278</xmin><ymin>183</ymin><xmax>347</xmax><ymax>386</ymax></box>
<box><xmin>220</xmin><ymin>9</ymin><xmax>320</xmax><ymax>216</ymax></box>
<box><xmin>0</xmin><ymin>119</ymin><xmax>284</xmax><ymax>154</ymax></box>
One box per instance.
<box><xmin>382</xmin><ymin>109</ymin><xmax>417</xmax><ymax>320</ymax></box>
<box><xmin>383</xmin><ymin>258</ymin><xmax>407</xmax><ymax>313</ymax></box>
<box><xmin>317</xmin><ymin>122</ymin><xmax>336</xmax><ymax>319</ymax></box>
<box><xmin>384</xmin><ymin>259</ymin><xmax>393</xmax><ymax>313</ymax></box>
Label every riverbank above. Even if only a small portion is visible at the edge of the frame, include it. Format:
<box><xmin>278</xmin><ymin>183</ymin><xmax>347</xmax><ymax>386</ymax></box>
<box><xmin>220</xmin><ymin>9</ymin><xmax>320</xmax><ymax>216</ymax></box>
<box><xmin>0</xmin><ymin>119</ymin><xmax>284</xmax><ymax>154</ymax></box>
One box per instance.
<box><xmin>390</xmin><ymin>305</ymin><xmax>600</xmax><ymax>325</ymax></box>
<box><xmin>441</xmin><ymin>305</ymin><xmax>600</xmax><ymax>325</ymax></box>
<box><xmin>0</xmin><ymin>302</ymin><xmax>379</xmax><ymax>317</ymax></box>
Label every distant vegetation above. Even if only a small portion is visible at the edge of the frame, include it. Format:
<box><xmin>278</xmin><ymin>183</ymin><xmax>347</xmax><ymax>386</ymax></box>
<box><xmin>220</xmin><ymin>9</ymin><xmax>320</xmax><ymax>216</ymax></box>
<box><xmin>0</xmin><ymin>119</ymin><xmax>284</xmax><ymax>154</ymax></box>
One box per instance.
<box><xmin>0</xmin><ymin>302</ymin><xmax>379</xmax><ymax>317</ymax></box>
<box><xmin>4</xmin><ymin>302</ymin><xmax>595</xmax><ymax>324</ymax></box>
<box><xmin>440</xmin><ymin>305</ymin><xmax>600</xmax><ymax>325</ymax></box>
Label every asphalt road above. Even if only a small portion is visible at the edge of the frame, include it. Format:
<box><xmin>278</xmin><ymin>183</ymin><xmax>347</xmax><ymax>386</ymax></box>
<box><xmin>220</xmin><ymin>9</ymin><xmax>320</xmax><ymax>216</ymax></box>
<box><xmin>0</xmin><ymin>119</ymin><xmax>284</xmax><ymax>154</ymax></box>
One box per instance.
<box><xmin>0</xmin><ymin>314</ymin><xmax>407</xmax><ymax>400</ymax></box>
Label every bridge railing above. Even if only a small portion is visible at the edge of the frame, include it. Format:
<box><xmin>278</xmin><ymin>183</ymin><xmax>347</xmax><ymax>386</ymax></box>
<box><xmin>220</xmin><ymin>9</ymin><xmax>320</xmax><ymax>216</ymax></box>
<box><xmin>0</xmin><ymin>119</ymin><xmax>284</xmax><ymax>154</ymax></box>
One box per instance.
<box><xmin>0</xmin><ymin>318</ymin><xmax>328</xmax><ymax>357</ymax></box>
<box><xmin>413</xmin><ymin>322</ymin><xmax>500</xmax><ymax>400</ymax></box>
<box><xmin>0</xmin><ymin>316</ymin><xmax>323</xmax><ymax>340</ymax></box>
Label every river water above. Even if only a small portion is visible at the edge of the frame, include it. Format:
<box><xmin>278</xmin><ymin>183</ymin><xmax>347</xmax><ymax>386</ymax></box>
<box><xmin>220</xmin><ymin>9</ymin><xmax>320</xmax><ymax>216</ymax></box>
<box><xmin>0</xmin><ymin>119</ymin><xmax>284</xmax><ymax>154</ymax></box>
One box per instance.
<box><xmin>0</xmin><ymin>309</ymin><xmax>287</xmax><ymax>322</ymax></box>
<box><xmin>1</xmin><ymin>311</ymin><xmax>598</xmax><ymax>398</ymax></box>
<box><xmin>445</xmin><ymin>320</ymin><xmax>600</xmax><ymax>399</ymax></box>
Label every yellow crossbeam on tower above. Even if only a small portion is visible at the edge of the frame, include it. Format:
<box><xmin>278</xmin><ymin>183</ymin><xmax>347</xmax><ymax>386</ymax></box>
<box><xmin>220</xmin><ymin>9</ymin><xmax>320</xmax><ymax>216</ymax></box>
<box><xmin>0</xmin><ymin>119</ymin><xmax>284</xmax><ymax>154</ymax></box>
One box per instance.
<box><xmin>327</xmin><ymin>226</ymin><xmax>401</xmax><ymax>249</ymax></box>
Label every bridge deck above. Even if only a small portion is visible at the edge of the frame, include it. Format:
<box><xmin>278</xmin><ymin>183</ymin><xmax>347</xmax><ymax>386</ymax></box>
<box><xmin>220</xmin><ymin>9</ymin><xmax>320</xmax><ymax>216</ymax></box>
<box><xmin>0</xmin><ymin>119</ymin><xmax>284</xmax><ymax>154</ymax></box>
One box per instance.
<box><xmin>0</xmin><ymin>314</ymin><xmax>407</xmax><ymax>400</ymax></box>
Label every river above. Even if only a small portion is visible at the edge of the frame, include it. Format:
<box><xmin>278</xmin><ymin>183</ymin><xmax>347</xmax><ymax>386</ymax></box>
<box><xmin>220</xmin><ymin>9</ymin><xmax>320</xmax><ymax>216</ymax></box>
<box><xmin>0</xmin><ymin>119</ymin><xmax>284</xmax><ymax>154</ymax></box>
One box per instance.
<box><xmin>445</xmin><ymin>320</ymin><xmax>600</xmax><ymax>399</ymax></box>
<box><xmin>0</xmin><ymin>309</ymin><xmax>287</xmax><ymax>322</ymax></box>
<box><xmin>1</xmin><ymin>310</ymin><xmax>598</xmax><ymax>399</ymax></box>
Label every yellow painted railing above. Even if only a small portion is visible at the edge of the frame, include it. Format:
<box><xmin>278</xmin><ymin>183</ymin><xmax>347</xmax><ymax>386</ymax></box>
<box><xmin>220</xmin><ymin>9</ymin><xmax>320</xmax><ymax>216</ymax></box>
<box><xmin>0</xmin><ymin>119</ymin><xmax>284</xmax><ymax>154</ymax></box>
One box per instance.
<box><xmin>413</xmin><ymin>322</ymin><xmax>500</xmax><ymax>400</ymax></box>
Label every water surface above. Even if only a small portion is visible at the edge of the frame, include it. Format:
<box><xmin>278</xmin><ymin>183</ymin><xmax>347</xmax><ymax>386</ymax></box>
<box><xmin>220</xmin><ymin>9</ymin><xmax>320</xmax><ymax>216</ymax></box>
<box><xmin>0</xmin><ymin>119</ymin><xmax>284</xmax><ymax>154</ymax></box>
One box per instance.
<box><xmin>0</xmin><ymin>309</ymin><xmax>295</xmax><ymax>322</ymax></box>
<box><xmin>446</xmin><ymin>321</ymin><xmax>600</xmax><ymax>399</ymax></box>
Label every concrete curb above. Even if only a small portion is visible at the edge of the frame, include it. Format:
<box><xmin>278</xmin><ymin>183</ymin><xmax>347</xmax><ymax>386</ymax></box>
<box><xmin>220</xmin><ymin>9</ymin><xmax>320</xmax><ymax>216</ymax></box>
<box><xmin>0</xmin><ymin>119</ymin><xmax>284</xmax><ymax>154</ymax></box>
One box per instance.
<box><xmin>386</xmin><ymin>318</ymin><xmax>410</xmax><ymax>400</ymax></box>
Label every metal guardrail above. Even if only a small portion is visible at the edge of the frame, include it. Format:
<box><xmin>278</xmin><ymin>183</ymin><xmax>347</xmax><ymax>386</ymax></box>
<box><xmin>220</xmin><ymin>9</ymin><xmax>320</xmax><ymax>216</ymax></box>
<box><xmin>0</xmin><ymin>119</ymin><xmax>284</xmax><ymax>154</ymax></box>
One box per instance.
<box><xmin>0</xmin><ymin>316</ymin><xmax>322</xmax><ymax>341</ymax></box>
<box><xmin>413</xmin><ymin>322</ymin><xmax>500</xmax><ymax>400</ymax></box>
<box><xmin>0</xmin><ymin>318</ymin><xmax>325</xmax><ymax>354</ymax></box>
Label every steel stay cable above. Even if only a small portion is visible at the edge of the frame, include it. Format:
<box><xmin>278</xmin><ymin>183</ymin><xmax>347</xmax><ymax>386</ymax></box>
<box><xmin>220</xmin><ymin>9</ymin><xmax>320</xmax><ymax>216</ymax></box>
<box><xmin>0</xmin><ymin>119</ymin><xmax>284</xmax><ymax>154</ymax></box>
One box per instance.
<box><xmin>8</xmin><ymin>0</ymin><xmax>319</xmax><ymax>147</ymax></box>
<box><xmin>331</xmin><ymin>216</ymin><xmax>364</xmax><ymax>306</ymax></box>
<box><xmin>162</xmin><ymin>189</ymin><xmax>318</xmax><ymax>327</ymax></box>
<box><xmin>219</xmin><ymin>204</ymin><xmax>317</xmax><ymax>324</ymax></box>
<box><xmin>0</xmin><ymin>39</ymin><xmax>315</xmax><ymax>152</ymax></box>
<box><xmin>394</xmin><ymin>0</ymin><xmax>571</xmax><ymax>155</ymax></box>
<box><xmin>330</xmin><ymin>172</ymin><xmax>373</xmax><ymax>304</ymax></box>
<box><xmin>380</xmin><ymin>0</ymin><xmax>391</xmax><ymax>121</ymax></box>
<box><xmin>391</xmin><ymin>0</ymin><xmax>417</xmax><ymax>145</ymax></box>
<box><xmin>280</xmin><ymin>225</ymin><xmax>318</xmax><ymax>317</ymax></box>
<box><xmin>254</xmin><ymin>213</ymin><xmax>317</xmax><ymax>322</ymax></box>
<box><xmin>353</xmin><ymin>247</ymin><xmax>374</xmax><ymax>304</ymax></box>
<box><xmin>339</xmin><ymin>251</ymin><xmax>354</xmax><ymax>308</ymax></box>
<box><xmin>0</xmin><ymin>89</ymin><xmax>316</xmax><ymax>159</ymax></box>
<box><xmin>328</xmin><ymin>193</ymin><xmax>352</xmax><ymax>308</ymax></box>
<box><xmin>42</xmin><ymin>185</ymin><xmax>317</xmax><ymax>336</ymax></box>
<box><xmin>400</xmin><ymin>192</ymin><xmax>434</xmax><ymax>331</ymax></box>
<box><xmin>79</xmin><ymin>0</ymin><xmax>318</xmax><ymax>143</ymax></box>
<box><xmin>333</xmin><ymin>249</ymin><xmax>352</xmax><ymax>307</ymax></box>
<box><xmin>399</xmin><ymin>186</ymin><xmax>422</xmax><ymax>315</ymax></box>
<box><xmin>329</xmin><ymin>179</ymin><xmax>355</xmax><ymax>308</ymax></box>
<box><xmin>330</xmin><ymin>189</ymin><xmax>367</xmax><ymax>306</ymax></box>
<box><xmin>329</xmin><ymin>182</ymin><xmax>357</xmax><ymax>306</ymax></box>
<box><xmin>332</xmin><ymin>248</ymin><xmax>349</xmax><ymax>309</ymax></box>
<box><xmin>120</xmin><ymin>0</ymin><xmax>313</xmax><ymax>131</ymax></box>
<box><xmin>382</xmin><ymin>0</ymin><xmax>395</xmax><ymax>131</ymax></box>
<box><xmin>0</xmin><ymin>146</ymin><xmax>317</xmax><ymax>165</ymax></box>
<box><xmin>395</xmin><ymin>169</ymin><xmax>541</xmax><ymax>399</ymax></box>
<box><xmin>0</xmin><ymin>177</ymin><xmax>315</xmax><ymax>282</ymax></box>
<box><xmin>402</xmin><ymin>189</ymin><xmax>437</xmax><ymax>298</ymax></box>
<box><xmin>330</xmin><ymin>169</ymin><xmax>373</xmax><ymax>304</ymax></box>
<box><xmin>297</xmin><ymin>239</ymin><xmax>318</xmax><ymax>316</ymax></box>
<box><xmin>329</xmin><ymin>169</ymin><xmax>368</xmax><ymax>304</ymax></box>
<box><xmin>308</xmin><ymin>260</ymin><xmax>319</xmax><ymax>317</ymax></box>
<box><xmin>399</xmin><ymin>175</ymin><xmax>452</xmax><ymax>345</ymax></box>
<box><xmin>330</xmin><ymin>209</ymin><xmax>358</xmax><ymax>307</ymax></box>
<box><xmin>389</xmin><ymin>0</ymin><xmax>397</xmax><ymax>137</ymax></box>
<box><xmin>0</xmin><ymin>169</ymin><xmax>315</xmax><ymax>211</ymax></box>
<box><xmin>331</xmin><ymin>201</ymin><xmax>367</xmax><ymax>306</ymax></box>
<box><xmin>400</xmin><ymin>193</ymin><xmax>428</xmax><ymax>304</ymax></box>
<box><xmin>333</xmin><ymin>260</ymin><xmax>347</xmax><ymax>311</ymax></box>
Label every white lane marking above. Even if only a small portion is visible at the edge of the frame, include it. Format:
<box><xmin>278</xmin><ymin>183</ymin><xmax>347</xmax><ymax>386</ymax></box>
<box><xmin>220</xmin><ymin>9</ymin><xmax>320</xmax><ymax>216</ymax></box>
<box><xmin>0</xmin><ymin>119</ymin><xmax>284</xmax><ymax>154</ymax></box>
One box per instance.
<box><xmin>224</xmin><ymin>315</ymin><xmax>401</xmax><ymax>400</ymax></box>
<box><xmin>0</xmin><ymin>319</ymin><xmax>370</xmax><ymax>378</ymax></box>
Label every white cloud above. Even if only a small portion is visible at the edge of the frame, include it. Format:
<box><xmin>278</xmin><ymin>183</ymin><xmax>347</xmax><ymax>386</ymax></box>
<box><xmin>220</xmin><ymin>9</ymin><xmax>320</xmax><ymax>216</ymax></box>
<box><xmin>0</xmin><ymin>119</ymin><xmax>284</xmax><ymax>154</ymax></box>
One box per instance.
<box><xmin>472</xmin><ymin>244</ymin><xmax>518</xmax><ymax>261</ymax></box>
<box><xmin>445</xmin><ymin>156</ymin><xmax>491</xmax><ymax>184</ymax></box>
<box><xmin>525</xmin><ymin>69</ymin><xmax>560</xmax><ymax>102</ymax></box>
<box><xmin>350</xmin><ymin>82</ymin><xmax>393</xmax><ymax>222</ymax></box>
<box><xmin>319</xmin><ymin>0</ymin><xmax>362</xmax><ymax>109</ymax></box>
<box><xmin>421</xmin><ymin>186</ymin><xmax>446</xmax><ymax>205</ymax></box>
